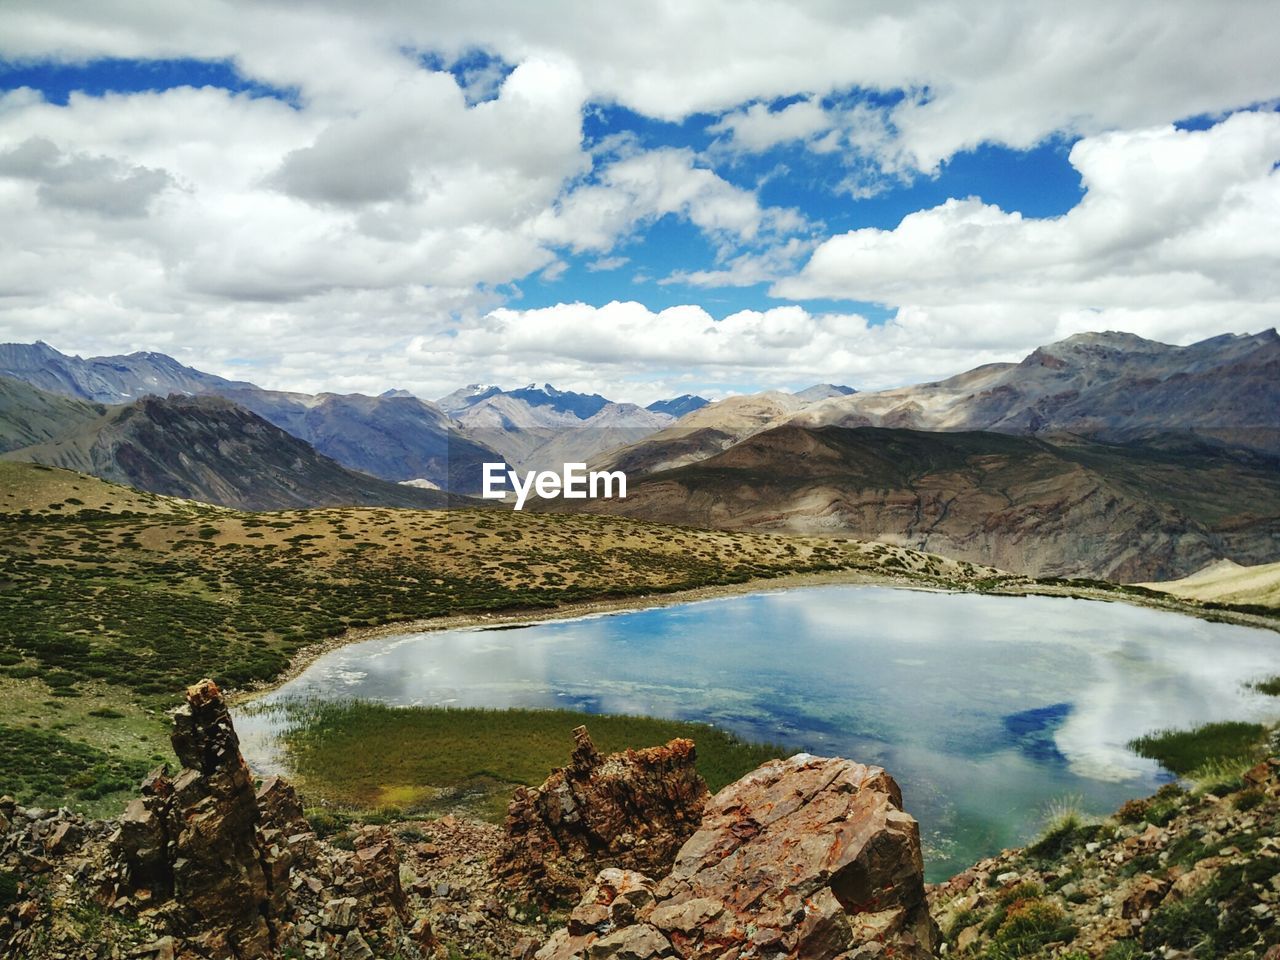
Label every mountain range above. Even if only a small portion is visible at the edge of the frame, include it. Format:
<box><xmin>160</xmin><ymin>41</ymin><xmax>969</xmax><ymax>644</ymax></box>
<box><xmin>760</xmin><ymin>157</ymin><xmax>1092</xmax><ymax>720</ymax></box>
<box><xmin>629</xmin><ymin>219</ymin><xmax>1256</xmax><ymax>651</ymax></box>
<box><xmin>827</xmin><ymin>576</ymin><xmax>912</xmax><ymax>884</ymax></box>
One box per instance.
<box><xmin>0</xmin><ymin>393</ymin><xmax>459</xmax><ymax>511</ymax></box>
<box><xmin>594</xmin><ymin>330</ymin><xmax>1280</xmax><ymax>479</ymax></box>
<box><xmin>787</xmin><ymin>330</ymin><xmax>1280</xmax><ymax>451</ymax></box>
<box><xmin>2</xmin><ymin>331</ymin><xmax>1277</xmax><ymax>581</ymax></box>
<box><xmin>554</xmin><ymin>425</ymin><xmax>1280</xmax><ymax>581</ymax></box>
<box><xmin>438</xmin><ymin>382</ymin><xmax>679</xmax><ymax>471</ymax></box>
<box><xmin>0</xmin><ymin>343</ymin><xmax>716</xmax><ymax>495</ymax></box>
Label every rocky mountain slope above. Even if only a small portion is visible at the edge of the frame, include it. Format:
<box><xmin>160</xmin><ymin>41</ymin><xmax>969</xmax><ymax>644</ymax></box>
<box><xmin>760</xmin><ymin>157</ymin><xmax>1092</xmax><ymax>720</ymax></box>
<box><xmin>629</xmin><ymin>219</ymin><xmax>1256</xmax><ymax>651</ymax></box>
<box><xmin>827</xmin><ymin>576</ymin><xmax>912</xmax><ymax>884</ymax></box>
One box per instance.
<box><xmin>448</xmin><ymin>384</ymin><xmax>676</xmax><ymax>470</ymax></box>
<box><xmin>590</xmin><ymin>390</ymin><xmax>816</xmax><ymax>477</ymax></box>
<box><xmin>788</xmin><ymin>329</ymin><xmax>1280</xmax><ymax>453</ymax></box>
<box><xmin>792</xmin><ymin>382</ymin><xmax>857</xmax><ymax>402</ymax></box>
<box><xmin>1</xmin><ymin>342</ymin><xmax>505</xmax><ymax>491</ymax></box>
<box><xmin>929</xmin><ymin>758</ymin><xmax>1280</xmax><ymax>959</ymax></box>
<box><xmin>596</xmin><ymin>330</ymin><xmax>1280</xmax><ymax>481</ymax></box>
<box><xmin>216</xmin><ymin>387</ymin><xmax>504</xmax><ymax>493</ymax></box>
<box><xmin>554</xmin><ymin>425</ymin><xmax>1280</xmax><ymax>581</ymax></box>
<box><xmin>644</xmin><ymin>393</ymin><xmax>709</xmax><ymax>418</ymax></box>
<box><xmin>0</xmin><ymin>394</ymin><xmax>456</xmax><ymax>510</ymax></box>
<box><xmin>0</xmin><ymin>374</ymin><xmax>106</xmax><ymax>453</ymax></box>
<box><xmin>0</xmin><ymin>340</ymin><xmax>254</xmax><ymax>403</ymax></box>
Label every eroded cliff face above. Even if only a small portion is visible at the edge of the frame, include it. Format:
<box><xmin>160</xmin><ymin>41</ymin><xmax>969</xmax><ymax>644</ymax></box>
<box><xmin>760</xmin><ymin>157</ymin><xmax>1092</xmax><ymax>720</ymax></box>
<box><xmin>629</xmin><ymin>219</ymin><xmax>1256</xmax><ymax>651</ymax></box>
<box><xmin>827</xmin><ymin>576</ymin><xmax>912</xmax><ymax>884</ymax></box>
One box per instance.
<box><xmin>496</xmin><ymin>726</ymin><xmax>709</xmax><ymax>908</ymax></box>
<box><xmin>536</xmin><ymin>754</ymin><xmax>940</xmax><ymax>960</ymax></box>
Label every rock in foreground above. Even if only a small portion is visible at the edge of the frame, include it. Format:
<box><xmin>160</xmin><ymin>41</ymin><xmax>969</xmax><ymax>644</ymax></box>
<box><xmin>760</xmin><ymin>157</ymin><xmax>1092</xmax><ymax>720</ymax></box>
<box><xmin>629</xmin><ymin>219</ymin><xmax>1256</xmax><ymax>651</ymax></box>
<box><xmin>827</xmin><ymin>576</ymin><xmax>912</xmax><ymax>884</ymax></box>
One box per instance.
<box><xmin>537</xmin><ymin>753</ymin><xmax>939</xmax><ymax>960</ymax></box>
<box><xmin>497</xmin><ymin>725</ymin><xmax>709</xmax><ymax>907</ymax></box>
<box><xmin>1</xmin><ymin>679</ymin><xmax>428</xmax><ymax>960</ymax></box>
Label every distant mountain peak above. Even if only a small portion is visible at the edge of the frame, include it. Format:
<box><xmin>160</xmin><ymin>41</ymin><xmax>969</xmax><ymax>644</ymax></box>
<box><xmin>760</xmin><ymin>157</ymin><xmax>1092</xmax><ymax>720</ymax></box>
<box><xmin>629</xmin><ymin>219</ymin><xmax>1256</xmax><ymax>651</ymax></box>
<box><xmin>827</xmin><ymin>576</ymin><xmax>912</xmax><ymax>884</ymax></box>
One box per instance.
<box><xmin>793</xmin><ymin>383</ymin><xmax>857</xmax><ymax>402</ymax></box>
<box><xmin>646</xmin><ymin>394</ymin><xmax>710</xmax><ymax>418</ymax></box>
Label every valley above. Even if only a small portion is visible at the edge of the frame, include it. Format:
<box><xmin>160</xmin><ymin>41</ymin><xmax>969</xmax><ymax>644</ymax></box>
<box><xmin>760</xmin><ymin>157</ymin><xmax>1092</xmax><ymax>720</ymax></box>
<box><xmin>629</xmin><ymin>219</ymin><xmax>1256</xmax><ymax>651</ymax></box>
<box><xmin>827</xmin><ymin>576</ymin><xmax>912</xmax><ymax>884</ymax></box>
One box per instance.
<box><xmin>3</xmin><ymin>332</ymin><xmax>1279</xmax><ymax>959</ymax></box>
<box><xmin>0</xmin><ymin>459</ymin><xmax>998</xmax><ymax>815</ymax></box>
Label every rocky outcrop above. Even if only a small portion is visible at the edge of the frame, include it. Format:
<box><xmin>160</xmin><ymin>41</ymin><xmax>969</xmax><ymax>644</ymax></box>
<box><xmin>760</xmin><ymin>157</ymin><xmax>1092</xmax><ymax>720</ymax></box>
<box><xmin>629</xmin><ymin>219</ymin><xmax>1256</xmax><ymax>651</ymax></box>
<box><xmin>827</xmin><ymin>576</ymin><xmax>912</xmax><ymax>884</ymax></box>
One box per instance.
<box><xmin>536</xmin><ymin>754</ymin><xmax>939</xmax><ymax>960</ymax></box>
<box><xmin>497</xmin><ymin>726</ymin><xmax>709</xmax><ymax>907</ymax></box>
<box><xmin>2</xmin><ymin>393</ymin><xmax>461</xmax><ymax>511</ymax></box>
<box><xmin>1</xmin><ymin>679</ymin><xmax>429</xmax><ymax>960</ymax></box>
<box><xmin>111</xmin><ymin>679</ymin><xmax>284</xmax><ymax>956</ymax></box>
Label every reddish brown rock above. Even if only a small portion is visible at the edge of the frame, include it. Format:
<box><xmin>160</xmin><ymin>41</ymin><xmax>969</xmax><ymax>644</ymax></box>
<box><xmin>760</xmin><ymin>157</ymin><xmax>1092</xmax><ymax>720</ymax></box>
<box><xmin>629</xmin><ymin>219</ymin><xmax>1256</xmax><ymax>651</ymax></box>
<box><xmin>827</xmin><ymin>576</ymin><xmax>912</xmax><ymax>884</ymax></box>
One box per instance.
<box><xmin>537</xmin><ymin>754</ymin><xmax>939</xmax><ymax>960</ymax></box>
<box><xmin>497</xmin><ymin>726</ymin><xmax>708</xmax><ymax>906</ymax></box>
<box><xmin>1120</xmin><ymin>873</ymin><xmax>1171</xmax><ymax>919</ymax></box>
<box><xmin>112</xmin><ymin>679</ymin><xmax>278</xmax><ymax>957</ymax></box>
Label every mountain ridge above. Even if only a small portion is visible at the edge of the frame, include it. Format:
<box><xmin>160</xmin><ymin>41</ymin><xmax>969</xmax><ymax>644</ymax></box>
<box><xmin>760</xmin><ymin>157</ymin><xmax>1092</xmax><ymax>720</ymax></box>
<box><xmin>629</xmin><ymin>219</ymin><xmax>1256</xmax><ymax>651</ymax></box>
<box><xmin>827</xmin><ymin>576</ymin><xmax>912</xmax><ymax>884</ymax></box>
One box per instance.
<box><xmin>0</xmin><ymin>393</ymin><xmax>460</xmax><ymax>511</ymax></box>
<box><xmin>551</xmin><ymin>423</ymin><xmax>1280</xmax><ymax>582</ymax></box>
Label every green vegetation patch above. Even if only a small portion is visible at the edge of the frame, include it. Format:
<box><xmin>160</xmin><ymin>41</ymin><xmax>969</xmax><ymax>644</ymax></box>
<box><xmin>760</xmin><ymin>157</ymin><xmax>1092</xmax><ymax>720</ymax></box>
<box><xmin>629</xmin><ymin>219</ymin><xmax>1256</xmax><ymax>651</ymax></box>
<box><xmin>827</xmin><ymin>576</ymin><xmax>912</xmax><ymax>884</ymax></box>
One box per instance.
<box><xmin>1251</xmin><ymin>675</ymin><xmax>1280</xmax><ymax>696</ymax></box>
<box><xmin>983</xmin><ymin>898</ymin><xmax>1076</xmax><ymax>958</ymax></box>
<box><xmin>1128</xmin><ymin>720</ymin><xmax>1267</xmax><ymax>776</ymax></box>
<box><xmin>0</xmin><ymin>721</ymin><xmax>151</xmax><ymax>805</ymax></box>
<box><xmin>275</xmin><ymin>701</ymin><xmax>784</xmax><ymax>820</ymax></box>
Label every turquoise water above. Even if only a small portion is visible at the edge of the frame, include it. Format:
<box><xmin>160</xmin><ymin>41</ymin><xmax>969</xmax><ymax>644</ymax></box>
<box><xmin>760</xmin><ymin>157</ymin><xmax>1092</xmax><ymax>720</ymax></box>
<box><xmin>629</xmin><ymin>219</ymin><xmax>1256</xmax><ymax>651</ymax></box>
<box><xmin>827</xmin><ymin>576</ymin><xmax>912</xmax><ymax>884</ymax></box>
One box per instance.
<box><xmin>234</xmin><ymin>586</ymin><xmax>1280</xmax><ymax>879</ymax></box>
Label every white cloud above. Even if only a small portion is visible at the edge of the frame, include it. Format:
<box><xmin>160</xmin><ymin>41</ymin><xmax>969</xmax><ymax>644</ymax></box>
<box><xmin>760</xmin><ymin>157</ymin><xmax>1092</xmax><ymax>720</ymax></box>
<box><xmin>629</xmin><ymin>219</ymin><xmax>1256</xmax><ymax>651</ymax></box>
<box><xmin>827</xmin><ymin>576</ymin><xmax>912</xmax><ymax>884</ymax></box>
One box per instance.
<box><xmin>533</xmin><ymin>147</ymin><xmax>805</xmax><ymax>254</ymax></box>
<box><xmin>0</xmin><ymin>136</ymin><xmax>173</xmax><ymax>217</ymax></box>
<box><xmin>776</xmin><ymin>112</ymin><xmax>1280</xmax><ymax>342</ymax></box>
<box><xmin>709</xmin><ymin>98</ymin><xmax>830</xmax><ymax>152</ymax></box>
<box><xmin>401</xmin><ymin>299</ymin><xmax>1083</xmax><ymax>401</ymax></box>
<box><xmin>5</xmin><ymin>1</ymin><xmax>1277</xmax><ymax>173</ymax></box>
<box><xmin>661</xmin><ymin>238</ymin><xmax>818</xmax><ymax>288</ymax></box>
<box><xmin>586</xmin><ymin>256</ymin><xmax>628</xmax><ymax>272</ymax></box>
<box><xmin>0</xmin><ymin>1</ymin><xmax>1277</xmax><ymax>402</ymax></box>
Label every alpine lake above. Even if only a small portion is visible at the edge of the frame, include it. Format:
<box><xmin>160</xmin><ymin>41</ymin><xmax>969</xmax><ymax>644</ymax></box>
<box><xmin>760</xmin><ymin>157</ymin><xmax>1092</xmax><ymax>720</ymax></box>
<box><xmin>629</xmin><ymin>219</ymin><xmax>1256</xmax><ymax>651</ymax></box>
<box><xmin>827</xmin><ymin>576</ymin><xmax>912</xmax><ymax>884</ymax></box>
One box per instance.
<box><xmin>234</xmin><ymin>585</ymin><xmax>1280</xmax><ymax>880</ymax></box>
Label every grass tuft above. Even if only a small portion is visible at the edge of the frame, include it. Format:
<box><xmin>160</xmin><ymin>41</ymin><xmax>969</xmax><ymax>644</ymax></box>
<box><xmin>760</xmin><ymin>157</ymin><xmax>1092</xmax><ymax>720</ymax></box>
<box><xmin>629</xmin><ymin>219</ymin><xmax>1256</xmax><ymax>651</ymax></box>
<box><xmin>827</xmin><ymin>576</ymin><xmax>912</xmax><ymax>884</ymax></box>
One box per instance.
<box><xmin>1128</xmin><ymin>721</ymin><xmax>1267</xmax><ymax>776</ymax></box>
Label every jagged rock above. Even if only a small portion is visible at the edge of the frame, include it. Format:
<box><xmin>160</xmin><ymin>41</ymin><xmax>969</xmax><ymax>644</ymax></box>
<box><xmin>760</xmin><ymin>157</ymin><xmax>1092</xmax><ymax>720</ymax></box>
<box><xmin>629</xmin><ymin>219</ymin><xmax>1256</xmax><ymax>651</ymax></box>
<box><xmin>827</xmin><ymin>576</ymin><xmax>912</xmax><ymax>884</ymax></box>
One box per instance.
<box><xmin>94</xmin><ymin>679</ymin><xmax>427</xmax><ymax>959</ymax></box>
<box><xmin>256</xmin><ymin>775</ymin><xmax>307</xmax><ymax>835</ymax></box>
<box><xmin>1121</xmin><ymin>873</ymin><xmax>1170</xmax><ymax>919</ymax></box>
<box><xmin>497</xmin><ymin>726</ymin><xmax>708</xmax><ymax>906</ymax></box>
<box><xmin>112</xmin><ymin>680</ymin><xmax>277</xmax><ymax>956</ymax></box>
<box><xmin>323</xmin><ymin>897</ymin><xmax>359</xmax><ymax>932</ymax></box>
<box><xmin>538</xmin><ymin>754</ymin><xmax>939</xmax><ymax>960</ymax></box>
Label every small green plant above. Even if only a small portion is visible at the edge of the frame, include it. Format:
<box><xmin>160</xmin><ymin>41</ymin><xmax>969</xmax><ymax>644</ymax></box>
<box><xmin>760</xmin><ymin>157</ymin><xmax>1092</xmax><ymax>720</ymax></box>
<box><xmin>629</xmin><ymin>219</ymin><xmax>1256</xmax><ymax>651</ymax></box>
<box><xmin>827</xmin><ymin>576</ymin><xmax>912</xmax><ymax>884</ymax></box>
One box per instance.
<box><xmin>945</xmin><ymin>907</ymin><xmax>983</xmax><ymax>942</ymax></box>
<box><xmin>0</xmin><ymin>870</ymin><xmax>19</xmax><ymax>909</ymax></box>
<box><xmin>985</xmin><ymin>899</ymin><xmax>1075</xmax><ymax>958</ymax></box>
<box><xmin>1187</xmin><ymin>755</ymin><xmax>1255</xmax><ymax>795</ymax></box>
<box><xmin>1234</xmin><ymin>788</ymin><xmax>1265</xmax><ymax>811</ymax></box>
<box><xmin>1028</xmin><ymin>795</ymin><xmax>1088</xmax><ymax>858</ymax></box>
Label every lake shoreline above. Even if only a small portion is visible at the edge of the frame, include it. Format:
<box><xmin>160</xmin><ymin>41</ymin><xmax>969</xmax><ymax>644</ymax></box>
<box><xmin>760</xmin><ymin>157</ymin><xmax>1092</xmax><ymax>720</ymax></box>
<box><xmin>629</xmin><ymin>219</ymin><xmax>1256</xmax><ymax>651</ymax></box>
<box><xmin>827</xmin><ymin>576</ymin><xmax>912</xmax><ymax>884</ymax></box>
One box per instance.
<box><xmin>231</xmin><ymin>565</ymin><xmax>1278</xmax><ymax>708</ymax></box>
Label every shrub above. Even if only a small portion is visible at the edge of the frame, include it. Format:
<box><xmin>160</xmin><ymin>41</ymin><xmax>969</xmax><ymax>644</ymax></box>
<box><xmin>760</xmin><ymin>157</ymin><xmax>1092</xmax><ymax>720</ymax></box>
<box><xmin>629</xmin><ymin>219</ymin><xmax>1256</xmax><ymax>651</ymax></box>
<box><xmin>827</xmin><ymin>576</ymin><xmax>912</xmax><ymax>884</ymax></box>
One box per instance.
<box><xmin>986</xmin><ymin>899</ymin><xmax>1075</xmax><ymax>958</ymax></box>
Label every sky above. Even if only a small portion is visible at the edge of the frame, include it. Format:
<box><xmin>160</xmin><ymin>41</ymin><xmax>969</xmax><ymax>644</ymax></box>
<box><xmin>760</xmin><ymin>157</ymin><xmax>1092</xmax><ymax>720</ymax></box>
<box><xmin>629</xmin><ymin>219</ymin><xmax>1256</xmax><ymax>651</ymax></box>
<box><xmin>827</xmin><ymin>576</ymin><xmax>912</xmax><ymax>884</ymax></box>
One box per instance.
<box><xmin>0</xmin><ymin>1</ymin><xmax>1278</xmax><ymax>404</ymax></box>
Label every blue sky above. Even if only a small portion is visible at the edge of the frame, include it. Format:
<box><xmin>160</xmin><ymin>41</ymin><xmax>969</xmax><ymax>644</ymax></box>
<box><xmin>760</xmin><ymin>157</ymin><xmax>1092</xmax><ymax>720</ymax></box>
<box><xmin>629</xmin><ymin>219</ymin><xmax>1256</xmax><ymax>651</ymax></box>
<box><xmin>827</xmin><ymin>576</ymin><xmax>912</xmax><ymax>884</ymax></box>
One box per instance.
<box><xmin>0</xmin><ymin>2</ymin><xmax>1277</xmax><ymax>402</ymax></box>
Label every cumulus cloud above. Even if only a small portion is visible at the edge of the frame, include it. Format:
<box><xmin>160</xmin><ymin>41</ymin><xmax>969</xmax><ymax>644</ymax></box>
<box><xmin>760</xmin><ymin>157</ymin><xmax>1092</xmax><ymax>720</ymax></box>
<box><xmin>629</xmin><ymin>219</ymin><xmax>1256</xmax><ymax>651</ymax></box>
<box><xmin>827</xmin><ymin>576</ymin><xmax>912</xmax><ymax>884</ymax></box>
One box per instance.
<box><xmin>5</xmin><ymin>1</ymin><xmax>1277</xmax><ymax>172</ymax></box>
<box><xmin>0</xmin><ymin>1</ymin><xmax>1277</xmax><ymax>401</ymax></box>
<box><xmin>0</xmin><ymin>135</ymin><xmax>173</xmax><ymax>216</ymax></box>
<box><xmin>661</xmin><ymin>238</ymin><xmax>818</xmax><ymax>288</ymax></box>
<box><xmin>402</xmin><ymin>299</ymin><xmax>1055</xmax><ymax>401</ymax></box>
<box><xmin>776</xmin><ymin>112</ymin><xmax>1280</xmax><ymax>342</ymax></box>
<box><xmin>711</xmin><ymin>96</ymin><xmax>910</xmax><ymax>192</ymax></box>
<box><xmin>533</xmin><ymin>147</ymin><xmax>806</xmax><ymax>254</ymax></box>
